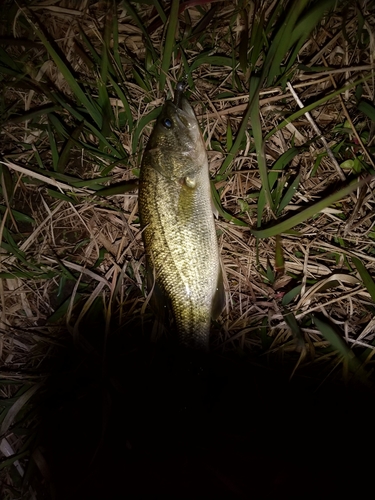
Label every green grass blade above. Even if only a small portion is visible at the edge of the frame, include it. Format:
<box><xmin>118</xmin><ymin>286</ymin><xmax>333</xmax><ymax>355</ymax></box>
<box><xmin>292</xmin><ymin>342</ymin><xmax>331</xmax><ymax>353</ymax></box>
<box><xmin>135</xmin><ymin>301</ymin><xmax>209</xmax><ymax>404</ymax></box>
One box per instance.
<box><xmin>77</xmin><ymin>24</ymin><xmax>102</xmax><ymax>67</ymax></box>
<box><xmin>0</xmin><ymin>163</ymin><xmax>14</xmax><ymax>203</ymax></box>
<box><xmin>257</xmin><ymin>187</ymin><xmax>266</xmax><ymax>228</ymax></box>
<box><xmin>191</xmin><ymin>4</ymin><xmax>218</xmax><ymax>37</ymax></box>
<box><xmin>46</xmin><ymin>123</ymin><xmax>60</xmax><ymax>169</ymax></box>
<box><xmin>312</xmin><ymin>315</ymin><xmax>363</xmax><ymax>375</ymax></box>
<box><xmin>0</xmin><ymin>451</ymin><xmax>30</xmax><ymax>471</ymax></box>
<box><xmin>211</xmin><ymin>182</ymin><xmax>248</xmax><ymax>227</ymax></box>
<box><xmin>226</xmin><ymin>119</ymin><xmax>233</xmax><ymax>151</ymax></box>
<box><xmin>190</xmin><ymin>54</ymin><xmax>234</xmax><ymax>73</ymax></box>
<box><xmin>0</xmin><ymin>383</ymin><xmax>41</xmax><ymax>435</ymax></box>
<box><xmin>0</xmin><ymin>205</ymin><xmax>34</xmax><ymax>223</ymax></box>
<box><xmin>108</xmin><ymin>75</ymin><xmax>134</xmax><ymax>130</ymax></box>
<box><xmin>47</xmin><ymin>189</ymin><xmax>78</xmax><ymax>203</ymax></box>
<box><xmin>249</xmin><ymin>9</ymin><xmax>265</xmax><ymax>69</ymax></box>
<box><xmin>56</xmin><ymin>121</ymin><xmax>84</xmax><ymax>173</ymax></box>
<box><xmin>96</xmin><ymin>181</ymin><xmax>139</xmax><ymax>197</ymax></box>
<box><xmin>264</xmin><ymin>0</ymin><xmax>308</xmax><ymax>85</ymax></box>
<box><xmin>276</xmin><ymin>173</ymin><xmax>301</xmax><ymax>215</ymax></box>
<box><xmin>6</xmin><ymin>104</ymin><xmax>60</xmax><ymax>124</ymax></box>
<box><xmin>23</xmin><ymin>8</ymin><xmax>102</xmax><ymax>127</ymax></box>
<box><xmin>285</xmin><ymin>1</ymin><xmax>336</xmax><ymax>67</ymax></box>
<box><xmin>1</xmin><ymin>227</ymin><xmax>26</xmax><ymax>262</ymax></box>
<box><xmin>98</xmin><ymin>10</ymin><xmax>115</xmax><ymax>145</ymax></box>
<box><xmin>132</xmin><ymin>107</ymin><xmax>161</xmax><ymax>154</ymax></box>
<box><xmin>122</xmin><ymin>0</ymin><xmax>157</xmax><ymax>62</ymax></box>
<box><xmin>160</xmin><ymin>0</ymin><xmax>180</xmax><ymax>91</ymax></box>
<box><xmin>46</xmin><ymin>293</ymin><xmax>83</xmax><ymax>324</ymax></box>
<box><xmin>152</xmin><ymin>0</ymin><xmax>167</xmax><ymax>24</ymax></box>
<box><xmin>283</xmin><ymin>308</ymin><xmax>304</xmax><ymax>347</ymax></box>
<box><xmin>358</xmin><ymin>100</ymin><xmax>375</xmax><ymax>122</ymax></box>
<box><xmin>265</xmin><ymin>76</ymin><xmax>372</xmax><ymax>141</ymax></box>
<box><xmin>239</xmin><ymin>8</ymin><xmax>249</xmax><ymax>74</ymax></box>
<box><xmin>282</xmin><ymin>284</ymin><xmax>303</xmax><ymax>306</ymax></box>
<box><xmin>275</xmin><ymin>234</ymin><xmax>285</xmax><ymax>274</ymax></box>
<box><xmin>251</xmin><ymin>177</ymin><xmax>367</xmax><ymax>238</ymax></box>
<box><xmin>273</xmin><ymin>147</ymin><xmax>301</xmax><ymax>170</ymax></box>
<box><xmin>218</xmin><ymin>77</ymin><xmax>261</xmax><ymax>176</ymax></box>
<box><xmin>48</xmin><ymin>113</ymin><xmax>69</xmax><ymax>139</ymax></box>
<box><xmin>250</xmin><ymin>78</ymin><xmax>272</xmax><ymax>210</ymax></box>
<box><xmin>352</xmin><ymin>257</ymin><xmax>375</xmax><ymax>303</ymax></box>
<box><xmin>111</xmin><ymin>6</ymin><xmax>122</xmax><ymax>72</ymax></box>
<box><xmin>52</xmin><ymin>94</ymin><xmax>122</xmax><ymax>159</ymax></box>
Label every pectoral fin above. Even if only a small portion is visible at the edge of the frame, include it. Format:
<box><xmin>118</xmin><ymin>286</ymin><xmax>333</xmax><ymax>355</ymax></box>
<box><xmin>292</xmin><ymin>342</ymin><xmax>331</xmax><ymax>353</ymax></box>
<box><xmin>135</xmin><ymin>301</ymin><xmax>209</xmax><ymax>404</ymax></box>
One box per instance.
<box><xmin>212</xmin><ymin>264</ymin><xmax>225</xmax><ymax>320</ymax></box>
<box><xmin>210</xmin><ymin>181</ymin><xmax>219</xmax><ymax>218</ymax></box>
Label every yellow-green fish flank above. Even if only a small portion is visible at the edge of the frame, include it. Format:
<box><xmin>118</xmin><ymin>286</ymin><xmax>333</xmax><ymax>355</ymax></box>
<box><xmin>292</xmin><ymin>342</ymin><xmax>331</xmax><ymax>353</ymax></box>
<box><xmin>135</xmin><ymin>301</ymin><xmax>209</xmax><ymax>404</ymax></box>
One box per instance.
<box><xmin>138</xmin><ymin>86</ymin><xmax>223</xmax><ymax>349</ymax></box>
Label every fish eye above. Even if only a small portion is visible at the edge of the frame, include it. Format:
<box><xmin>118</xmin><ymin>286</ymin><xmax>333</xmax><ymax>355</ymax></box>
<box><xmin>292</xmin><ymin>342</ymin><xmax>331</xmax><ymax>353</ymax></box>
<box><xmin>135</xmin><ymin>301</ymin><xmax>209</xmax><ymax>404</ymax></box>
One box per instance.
<box><xmin>162</xmin><ymin>118</ymin><xmax>172</xmax><ymax>129</ymax></box>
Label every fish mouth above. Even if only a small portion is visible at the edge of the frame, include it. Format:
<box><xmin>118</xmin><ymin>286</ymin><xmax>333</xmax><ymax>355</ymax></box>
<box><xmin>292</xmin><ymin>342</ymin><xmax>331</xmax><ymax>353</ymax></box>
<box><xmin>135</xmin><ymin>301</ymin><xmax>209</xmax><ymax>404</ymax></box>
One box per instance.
<box><xmin>165</xmin><ymin>100</ymin><xmax>195</xmax><ymax>128</ymax></box>
<box><xmin>175</xmin><ymin>99</ymin><xmax>195</xmax><ymax>128</ymax></box>
<box><xmin>163</xmin><ymin>97</ymin><xmax>192</xmax><ymax>132</ymax></box>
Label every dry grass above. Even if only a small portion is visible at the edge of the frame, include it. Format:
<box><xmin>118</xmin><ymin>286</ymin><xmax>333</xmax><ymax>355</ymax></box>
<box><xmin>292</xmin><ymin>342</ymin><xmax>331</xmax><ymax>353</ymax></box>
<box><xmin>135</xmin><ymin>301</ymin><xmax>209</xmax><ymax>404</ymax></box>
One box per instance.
<box><xmin>1</xmin><ymin>0</ymin><xmax>375</xmax><ymax>497</ymax></box>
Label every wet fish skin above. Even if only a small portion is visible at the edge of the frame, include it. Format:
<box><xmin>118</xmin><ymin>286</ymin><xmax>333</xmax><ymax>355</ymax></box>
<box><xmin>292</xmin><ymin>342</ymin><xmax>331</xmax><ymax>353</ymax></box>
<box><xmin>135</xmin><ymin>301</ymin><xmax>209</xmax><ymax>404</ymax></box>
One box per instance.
<box><xmin>138</xmin><ymin>93</ymin><xmax>223</xmax><ymax>349</ymax></box>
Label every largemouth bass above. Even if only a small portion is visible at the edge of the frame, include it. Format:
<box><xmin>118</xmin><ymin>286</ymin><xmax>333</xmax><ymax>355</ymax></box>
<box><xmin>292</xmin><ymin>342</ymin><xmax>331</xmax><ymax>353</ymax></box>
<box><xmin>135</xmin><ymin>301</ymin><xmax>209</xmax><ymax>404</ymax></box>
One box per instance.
<box><xmin>138</xmin><ymin>83</ymin><xmax>224</xmax><ymax>350</ymax></box>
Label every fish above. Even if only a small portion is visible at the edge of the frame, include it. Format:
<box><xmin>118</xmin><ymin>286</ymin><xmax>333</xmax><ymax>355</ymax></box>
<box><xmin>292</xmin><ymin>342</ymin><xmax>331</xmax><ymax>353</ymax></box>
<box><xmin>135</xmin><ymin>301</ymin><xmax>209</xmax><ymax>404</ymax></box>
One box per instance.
<box><xmin>138</xmin><ymin>82</ymin><xmax>224</xmax><ymax>350</ymax></box>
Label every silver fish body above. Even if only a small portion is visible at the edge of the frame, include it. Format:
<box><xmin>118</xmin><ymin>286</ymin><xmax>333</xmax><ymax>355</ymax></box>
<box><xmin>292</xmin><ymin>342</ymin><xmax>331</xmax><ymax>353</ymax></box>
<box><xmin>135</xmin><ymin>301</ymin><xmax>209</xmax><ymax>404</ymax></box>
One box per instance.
<box><xmin>138</xmin><ymin>90</ymin><xmax>223</xmax><ymax>349</ymax></box>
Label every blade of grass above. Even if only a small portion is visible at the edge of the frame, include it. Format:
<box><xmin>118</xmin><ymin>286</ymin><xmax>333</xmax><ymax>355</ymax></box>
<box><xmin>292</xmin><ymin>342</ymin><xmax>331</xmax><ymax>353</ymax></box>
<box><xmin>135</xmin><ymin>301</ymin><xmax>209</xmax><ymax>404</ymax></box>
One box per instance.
<box><xmin>52</xmin><ymin>93</ymin><xmax>123</xmax><ymax>159</ymax></box>
<box><xmin>250</xmin><ymin>76</ymin><xmax>272</xmax><ymax>211</ymax></box>
<box><xmin>132</xmin><ymin>107</ymin><xmax>161</xmax><ymax>154</ymax></box>
<box><xmin>0</xmin><ymin>451</ymin><xmax>30</xmax><ymax>472</ymax></box>
<box><xmin>265</xmin><ymin>75</ymin><xmax>372</xmax><ymax>141</ymax></box>
<box><xmin>151</xmin><ymin>0</ymin><xmax>167</xmax><ymax>24</ymax></box>
<box><xmin>238</xmin><ymin>7</ymin><xmax>249</xmax><ymax>74</ymax></box>
<box><xmin>46</xmin><ymin>293</ymin><xmax>83</xmax><ymax>324</ymax></box>
<box><xmin>358</xmin><ymin>100</ymin><xmax>375</xmax><ymax>122</ymax></box>
<box><xmin>47</xmin><ymin>120</ymin><xmax>59</xmax><ymax>170</ymax></box>
<box><xmin>108</xmin><ymin>75</ymin><xmax>134</xmax><ymax>130</ymax></box>
<box><xmin>218</xmin><ymin>77</ymin><xmax>261</xmax><ymax>176</ymax></box>
<box><xmin>264</xmin><ymin>0</ymin><xmax>308</xmax><ymax>85</ymax></box>
<box><xmin>275</xmin><ymin>235</ymin><xmax>285</xmax><ymax>274</ymax></box>
<box><xmin>249</xmin><ymin>8</ymin><xmax>265</xmax><ymax>70</ymax></box>
<box><xmin>0</xmin><ymin>206</ymin><xmax>34</xmax><ymax>224</ymax></box>
<box><xmin>56</xmin><ymin>121</ymin><xmax>85</xmax><ymax>173</ymax></box>
<box><xmin>98</xmin><ymin>9</ymin><xmax>115</xmax><ymax>147</ymax></box>
<box><xmin>276</xmin><ymin>172</ymin><xmax>301</xmax><ymax>215</ymax></box>
<box><xmin>95</xmin><ymin>181</ymin><xmax>139</xmax><ymax>197</ymax></box>
<box><xmin>0</xmin><ymin>383</ymin><xmax>42</xmax><ymax>436</ymax></box>
<box><xmin>191</xmin><ymin>3</ymin><xmax>218</xmax><ymax>37</ymax></box>
<box><xmin>211</xmin><ymin>182</ymin><xmax>248</xmax><ymax>227</ymax></box>
<box><xmin>312</xmin><ymin>315</ymin><xmax>364</xmax><ymax>376</ymax></box>
<box><xmin>352</xmin><ymin>256</ymin><xmax>375</xmax><ymax>303</ymax></box>
<box><xmin>5</xmin><ymin>104</ymin><xmax>60</xmax><ymax>124</ymax></box>
<box><xmin>22</xmin><ymin>7</ymin><xmax>103</xmax><ymax>127</ymax></box>
<box><xmin>281</xmin><ymin>0</ymin><xmax>337</xmax><ymax>81</ymax></box>
<box><xmin>251</xmin><ymin>177</ymin><xmax>368</xmax><ymax>238</ymax></box>
<box><xmin>46</xmin><ymin>189</ymin><xmax>79</xmax><ymax>203</ymax></box>
<box><xmin>159</xmin><ymin>0</ymin><xmax>180</xmax><ymax>91</ymax></box>
<box><xmin>122</xmin><ymin>0</ymin><xmax>158</xmax><ymax>62</ymax></box>
<box><xmin>190</xmin><ymin>54</ymin><xmax>234</xmax><ymax>73</ymax></box>
<box><xmin>283</xmin><ymin>308</ymin><xmax>304</xmax><ymax>348</ymax></box>
<box><xmin>282</xmin><ymin>285</ymin><xmax>303</xmax><ymax>306</ymax></box>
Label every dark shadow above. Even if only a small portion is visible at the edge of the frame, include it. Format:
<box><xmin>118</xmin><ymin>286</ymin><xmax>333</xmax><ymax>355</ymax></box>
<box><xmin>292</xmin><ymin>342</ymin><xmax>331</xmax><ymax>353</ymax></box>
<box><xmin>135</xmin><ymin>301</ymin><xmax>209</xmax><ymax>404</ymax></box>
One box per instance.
<box><xmin>40</xmin><ymin>318</ymin><xmax>375</xmax><ymax>500</ymax></box>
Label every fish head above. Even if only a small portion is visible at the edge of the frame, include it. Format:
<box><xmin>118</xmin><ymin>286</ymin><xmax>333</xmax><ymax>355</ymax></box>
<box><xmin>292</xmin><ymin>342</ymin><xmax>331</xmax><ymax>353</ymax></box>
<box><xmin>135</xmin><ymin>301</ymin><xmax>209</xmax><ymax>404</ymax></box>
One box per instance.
<box><xmin>145</xmin><ymin>96</ymin><xmax>206</xmax><ymax>180</ymax></box>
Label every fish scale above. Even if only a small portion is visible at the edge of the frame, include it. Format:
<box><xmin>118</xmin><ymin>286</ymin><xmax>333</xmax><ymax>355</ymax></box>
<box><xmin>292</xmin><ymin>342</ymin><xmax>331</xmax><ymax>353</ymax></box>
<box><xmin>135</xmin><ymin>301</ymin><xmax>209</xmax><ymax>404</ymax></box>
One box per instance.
<box><xmin>139</xmin><ymin>88</ymin><xmax>223</xmax><ymax>349</ymax></box>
